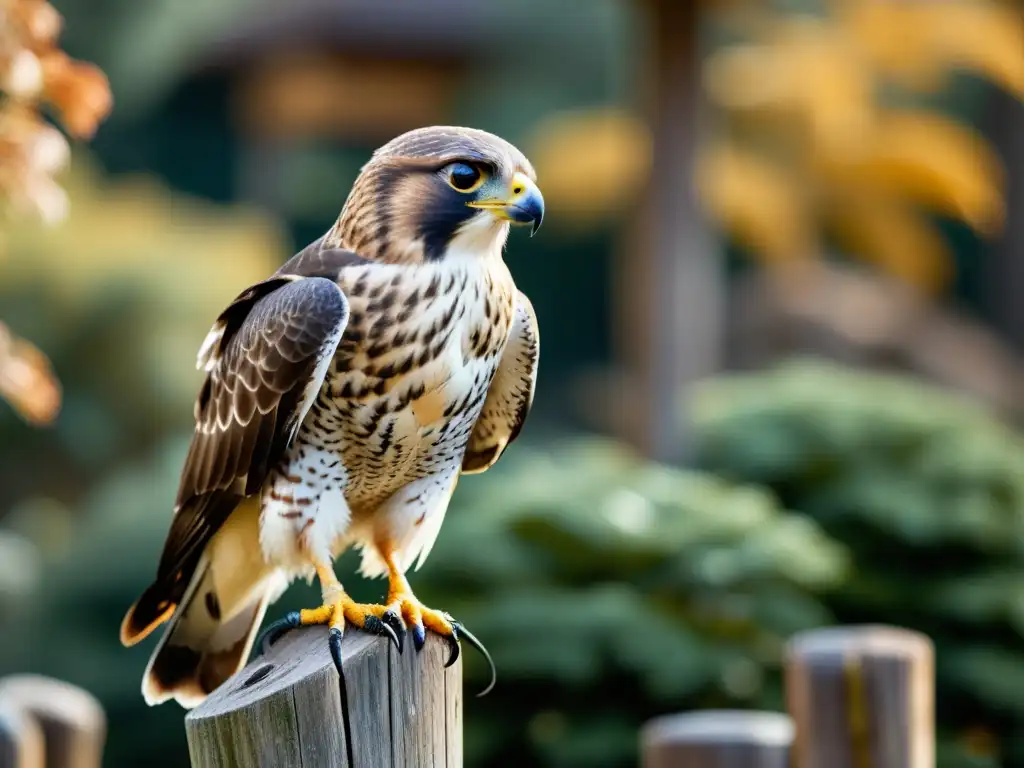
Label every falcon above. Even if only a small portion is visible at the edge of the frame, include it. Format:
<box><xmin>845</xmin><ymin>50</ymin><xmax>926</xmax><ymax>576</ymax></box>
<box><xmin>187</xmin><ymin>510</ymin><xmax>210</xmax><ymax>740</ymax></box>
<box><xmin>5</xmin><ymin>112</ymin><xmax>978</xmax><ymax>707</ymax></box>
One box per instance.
<box><xmin>119</xmin><ymin>126</ymin><xmax>543</xmax><ymax>708</ymax></box>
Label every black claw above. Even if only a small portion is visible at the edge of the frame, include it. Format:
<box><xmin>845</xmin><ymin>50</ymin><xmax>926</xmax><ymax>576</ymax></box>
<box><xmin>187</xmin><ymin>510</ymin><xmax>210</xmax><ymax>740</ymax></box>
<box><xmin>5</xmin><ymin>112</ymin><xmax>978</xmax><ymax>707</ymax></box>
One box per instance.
<box><xmin>380</xmin><ymin>611</ymin><xmax>407</xmax><ymax>654</ymax></box>
<box><xmin>256</xmin><ymin>611</ymin><xmax>300</xmax><ymax>656</ymax></box>
<box><xmin>365</xmin><ymin>615</ymin><xmax>402</xmax><ymax>653</ymax></box>
<box><xmin>443</xmin><ymin>631</ymin><xmax>461</xmax><ymax>668</ymax></box>
<box><xmin>411</xmin><ymin>622</ymin><xmax>426</xmax><ymax>652</ymax></box>
<box><xmin>329</xmin><ymin>627</ymin><xmax>344</xmax><ymax>675</ymax></box>
<box><xmin>452</xmin><ymin>621</ymin><xmax>497</xmax><ymax>698</ymax></box>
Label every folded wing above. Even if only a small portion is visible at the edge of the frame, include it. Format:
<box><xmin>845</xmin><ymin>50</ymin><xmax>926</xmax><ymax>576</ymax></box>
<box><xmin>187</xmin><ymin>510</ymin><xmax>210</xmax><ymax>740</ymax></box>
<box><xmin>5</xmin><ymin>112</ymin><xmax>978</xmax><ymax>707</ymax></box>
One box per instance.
<box><xmin>462</xmin><ymin>291</ymin><xmax>540</xmax><ymax>474</ymax></box>
<box><xmin>122</xmin><ymin>271</ymin><xmax>350</xmax><ymax>644</ymax></box>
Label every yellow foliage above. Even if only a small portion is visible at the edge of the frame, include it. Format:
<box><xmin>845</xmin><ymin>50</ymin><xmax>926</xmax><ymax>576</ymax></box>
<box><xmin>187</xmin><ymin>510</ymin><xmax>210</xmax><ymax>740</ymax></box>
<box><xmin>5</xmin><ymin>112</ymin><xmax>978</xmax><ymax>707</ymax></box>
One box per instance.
<box><xmin>696</xmin><ymin>143</ymin><xmax>813</xmax><ymax>264</ymax></box>
<box><xmin>703</xmin><ymin>19</ymin><xmax>875</xmax><ymax>152</ymax></box>
<box><xmin>0</xmin><ymin>320</ymin><xmax>59</xmax><ymax>425</ymax></box>
<box><xmin>0</xmin><ymin>155</ymin><xmax>284</xmax><ymax>308</ymax></box>
<box><xmin>841</xmin><ymin>0</ymin><xmax>1024</xmax><ymax>98</ymax></box>
<box><xmin>819</xmin><ymin>111</ymin><xmax>1005</xmax><ymax>236</ymax></box>
<box><xmin>699</xmin><ymin>0</ymin><xmax>1018</xmax><ymax>295</ymax></box>
<box><xmin>524</xmin><ymin>108</ymin><xmax>652</xmax><ymax>229</ymax></box>
<box><xmin>0</xmin><ymin>0</ymin><xmax>112</xmax><ymax>224</ymax></box>
<box><xmin>0</xmin><ymin>0</ymin><xmax>113</xmax><ymax>425</ymax></box>
<box><xmin>827</xmin><ymin>196</ymin><xmax>952</xmax><ymax>294</ymax></box>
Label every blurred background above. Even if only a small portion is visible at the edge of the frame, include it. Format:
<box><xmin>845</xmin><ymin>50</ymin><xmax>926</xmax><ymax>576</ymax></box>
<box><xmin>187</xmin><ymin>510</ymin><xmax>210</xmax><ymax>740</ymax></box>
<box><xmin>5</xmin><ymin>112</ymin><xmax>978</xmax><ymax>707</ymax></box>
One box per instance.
<box><xmin>0</xmin><ymin>0</ymin><xmax>1022</xmax><ymax>765</ymax></box>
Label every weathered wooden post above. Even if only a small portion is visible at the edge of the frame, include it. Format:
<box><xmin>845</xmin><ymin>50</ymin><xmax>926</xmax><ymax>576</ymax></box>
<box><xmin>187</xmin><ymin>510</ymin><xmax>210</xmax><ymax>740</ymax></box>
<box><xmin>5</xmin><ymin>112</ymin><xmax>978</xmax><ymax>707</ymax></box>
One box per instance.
<box><xmin>639</xmin><ymin>710</ymin><xmax>793</xmax><ymax>768</ymax></box>
<box><xmin>0</xmin><ymin>676</ymin><xmax>105</xmax><ymax>768</ymax></box>
<box><xmin>0</xmin><ymin>697</ymin><xmax>43</xmax><ymax>768</ymax></box>
<box><xmin>185</xmin><ymin>627</ymin><xmax>461</xmax><ymax>768</ymax></box>
<box><xmin>785</xmin><ymin>625</ymin><xmax>934</xmax><ymax>768</ymax></box>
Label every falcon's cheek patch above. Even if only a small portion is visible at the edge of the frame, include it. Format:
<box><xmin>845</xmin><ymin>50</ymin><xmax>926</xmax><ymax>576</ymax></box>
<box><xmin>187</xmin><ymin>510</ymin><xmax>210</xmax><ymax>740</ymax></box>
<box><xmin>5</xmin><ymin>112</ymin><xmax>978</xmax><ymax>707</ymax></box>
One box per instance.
<box><xmin>416</xmin><ymin>187</ymin><xmax>478</xmax><ymax>262</ymax></box>
<box><xmin>381</xmin><ymin>173</ymin><xmax>474</xmax><ymax>263</ymax></box>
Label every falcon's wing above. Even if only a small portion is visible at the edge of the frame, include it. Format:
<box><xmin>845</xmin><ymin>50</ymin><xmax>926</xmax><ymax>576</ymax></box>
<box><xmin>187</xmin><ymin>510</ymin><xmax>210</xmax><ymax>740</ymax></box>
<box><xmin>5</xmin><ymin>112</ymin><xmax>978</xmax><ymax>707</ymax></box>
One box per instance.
<box><xmin>462</xmin><ymin>291</ymin><xmax>539</xmax><ymax>474</ymax></box>
<box><xmin>122</xmin><ymin>243</ymin><xmax>367</xmax><ymax>646</ymax></box>
<box><xmin>169</xmin><ymin>241</ymin><xmax>368</xmax><ymax>576</ymax></box>
<box><xmin>160</xmin><ymin>275</ymin><xmax>349</xmax><ymax>582</ymax></box>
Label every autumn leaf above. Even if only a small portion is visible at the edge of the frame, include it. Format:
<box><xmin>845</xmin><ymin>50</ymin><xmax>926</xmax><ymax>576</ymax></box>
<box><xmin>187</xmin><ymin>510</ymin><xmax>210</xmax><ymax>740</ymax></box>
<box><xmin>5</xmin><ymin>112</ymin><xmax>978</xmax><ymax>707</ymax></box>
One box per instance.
<box><xmin>0</xmin><ymin>0</ymin><xmax>112</xmax><ymax>424</ymax></box>
<box><xmin>0</xmin><ymin>0</ymin><xmax>112</xmax><ymax>224</ymax></box>
<box><xmin>0</xmin><ymin>321</ymin><xmax>60</xmax><ymax>426</ymax></box>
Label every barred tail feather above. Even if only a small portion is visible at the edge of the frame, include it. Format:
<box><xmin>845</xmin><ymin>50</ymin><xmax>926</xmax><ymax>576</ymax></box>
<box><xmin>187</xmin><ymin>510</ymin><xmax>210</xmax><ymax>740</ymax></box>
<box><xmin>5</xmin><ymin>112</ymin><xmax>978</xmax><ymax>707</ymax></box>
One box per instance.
<box><xmin>141</xmin><ymin>562</ymin><xmax>284</xmax><ymax>709</ymax></box>
<box><xmin>120</xmin><ymin>581</ymin><xmax>180</xmax><ymax>648</ymax></box>
<box><xmin>124</xmin><ymin>496</ymin><xmax>286</xmax><ymax>708</ymax></box>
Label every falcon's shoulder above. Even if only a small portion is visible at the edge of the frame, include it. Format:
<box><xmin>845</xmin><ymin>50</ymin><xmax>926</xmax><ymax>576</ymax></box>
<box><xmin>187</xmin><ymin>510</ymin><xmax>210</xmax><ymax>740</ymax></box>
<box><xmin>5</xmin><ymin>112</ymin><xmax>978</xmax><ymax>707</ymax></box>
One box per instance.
<box><xmin>462</xmin><ymin>290</ymin><xmax>539</xmax><ymax>474</ymax></box>
<box><xmin>273</xmin><ymin>235</ymin><xmax>372</xmax><ymax>280</ymax></box>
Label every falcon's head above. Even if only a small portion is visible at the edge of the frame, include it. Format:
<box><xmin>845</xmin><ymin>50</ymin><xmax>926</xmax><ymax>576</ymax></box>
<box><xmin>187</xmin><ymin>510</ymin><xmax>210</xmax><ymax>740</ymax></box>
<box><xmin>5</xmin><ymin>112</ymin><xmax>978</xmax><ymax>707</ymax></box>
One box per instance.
<box><xmin>330</xmin><ymin>126</ymin><xmax>545</xmax><ymax>264</ymax></box>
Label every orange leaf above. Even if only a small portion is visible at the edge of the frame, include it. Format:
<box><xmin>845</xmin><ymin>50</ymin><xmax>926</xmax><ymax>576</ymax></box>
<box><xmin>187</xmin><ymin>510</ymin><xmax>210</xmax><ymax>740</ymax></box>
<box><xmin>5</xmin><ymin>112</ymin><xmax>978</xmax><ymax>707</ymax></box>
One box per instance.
<box><xmin>40</xmin><ymin>51</ymin><xmax>112</xmax><ymax>139</ymax></box>
<box><xmin>0</xmin><ymin>321</ymin><xmax>61</xmax><ymax>425</ymax></box>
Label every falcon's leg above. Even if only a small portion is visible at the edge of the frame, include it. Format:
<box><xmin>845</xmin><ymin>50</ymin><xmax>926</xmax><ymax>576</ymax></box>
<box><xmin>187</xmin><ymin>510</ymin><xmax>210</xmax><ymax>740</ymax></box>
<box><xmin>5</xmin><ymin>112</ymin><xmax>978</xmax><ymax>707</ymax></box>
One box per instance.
<box><xmin>371</xmin><ymin>548</ymin><xmax>496</xmax><ymax>696</ymax></box>
<box><xmin>346</xmin><ymin>469</ymin><xmax>496</xmax><ymax>694</ymax></box>
<box><xmin>256</xmin><ymin>454</ymin><xmax>405</xmax><ymax>672</ymax></box>
<box><xmin>256</xmin><ymin>561</ymin><xmax>403</xmax><ymax>675</ymax></box>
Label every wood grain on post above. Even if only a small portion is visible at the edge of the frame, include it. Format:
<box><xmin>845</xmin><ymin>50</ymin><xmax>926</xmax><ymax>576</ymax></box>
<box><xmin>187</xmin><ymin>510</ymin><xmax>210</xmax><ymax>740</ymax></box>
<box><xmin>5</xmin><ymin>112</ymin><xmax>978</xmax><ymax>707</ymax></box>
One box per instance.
<box><xmin>640</xmin><ymin>710</ymin><xmax>793</xmax><ymax>768</ymax></box>
<box><xmin>185</xmin><ymin>627</ymin><xmax>462</xmax><ymax>768</ymax></box>
<box><xmin>785</xmin><ymin>625</ymin><xmax>934</xmax><ymax>768</ymax></box>
<box><xmin>0</xmin><ymin>676</ymin><xmax>105</xmax><ymax>768</ymax></box>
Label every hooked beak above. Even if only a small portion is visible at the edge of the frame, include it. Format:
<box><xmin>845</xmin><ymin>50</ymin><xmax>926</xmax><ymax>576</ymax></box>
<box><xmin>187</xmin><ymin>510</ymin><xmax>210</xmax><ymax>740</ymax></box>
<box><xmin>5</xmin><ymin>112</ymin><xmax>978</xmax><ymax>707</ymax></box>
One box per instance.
<box><xmin>468</xmin><ymin>171</ymin><xmax>545</xmax><ymax>236</ymax></box>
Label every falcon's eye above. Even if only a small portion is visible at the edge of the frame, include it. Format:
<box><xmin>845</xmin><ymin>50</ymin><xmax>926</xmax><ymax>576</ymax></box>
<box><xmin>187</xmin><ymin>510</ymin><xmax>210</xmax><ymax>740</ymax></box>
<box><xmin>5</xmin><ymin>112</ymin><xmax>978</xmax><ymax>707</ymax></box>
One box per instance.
<box><xmin>446</xmin><ymin>162</ymin><xmax>485</xmax><ymax>193</ymax></box>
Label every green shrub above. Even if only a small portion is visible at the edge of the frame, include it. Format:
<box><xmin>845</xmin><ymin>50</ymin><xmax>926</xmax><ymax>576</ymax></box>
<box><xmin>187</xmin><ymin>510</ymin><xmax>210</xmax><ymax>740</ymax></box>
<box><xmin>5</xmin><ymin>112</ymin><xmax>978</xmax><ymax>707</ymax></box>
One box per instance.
<box><xmin>421</xmin><ymin>437</ymin><xmax>846</xmax><ymax>766</ymax></box>
<box><xmin>693</xmin><ymin>358</ymin><xmax>1024</xmax><ymax>767</ymax></box>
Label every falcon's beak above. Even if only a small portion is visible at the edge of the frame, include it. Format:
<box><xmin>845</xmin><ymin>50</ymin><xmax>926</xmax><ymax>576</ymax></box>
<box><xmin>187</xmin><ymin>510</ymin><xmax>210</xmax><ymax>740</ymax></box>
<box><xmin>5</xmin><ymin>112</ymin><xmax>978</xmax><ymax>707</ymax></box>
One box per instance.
<box><xmin>468</xmin><ymin>172</ymin><xmax>545</xmax><ymax>236</ymax></box>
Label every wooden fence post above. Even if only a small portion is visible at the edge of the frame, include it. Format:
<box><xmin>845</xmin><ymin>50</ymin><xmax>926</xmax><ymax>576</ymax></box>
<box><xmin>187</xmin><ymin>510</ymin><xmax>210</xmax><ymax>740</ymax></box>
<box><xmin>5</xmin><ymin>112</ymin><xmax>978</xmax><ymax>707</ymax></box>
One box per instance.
<box><xmin>185</xmin><ymin>626</ymin><xmax>462</xmax><ymax>768</ymax></box>
<box><xmin>785</xmin><ymin>624</ymin><xmax>934</xmax><ymax>768</ymax></box>
<box><xmin>639</xmin><ymin>710</ymin><xmax>793</xmax><ymax>768</ymax></box>
<box><xmin>0</xmin><ymin>697</ymin><xmax>44</xmax><ymax>768</ymax></box>
<box><xmin>0</xmin><ymin>676</ymin><xmax>105</xmax><ymax>768</ymax></box>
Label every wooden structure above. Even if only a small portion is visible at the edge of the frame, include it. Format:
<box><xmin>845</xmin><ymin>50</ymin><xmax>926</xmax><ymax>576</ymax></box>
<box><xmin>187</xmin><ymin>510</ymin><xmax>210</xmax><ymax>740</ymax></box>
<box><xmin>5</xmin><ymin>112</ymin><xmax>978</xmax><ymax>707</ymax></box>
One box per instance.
<box><xmin>641</xmin><ymin>625</ymin><xmax>934</xmax><ymax>768</ymax></box>
<box><xmin>191</xmin><ymin>0</ymin><xmax>503</xmax><ymax>226</ymax></box>
<box><xmin>786</xmin><ymin>625</ymin><xmax>933</xmax><ymax>768</ymax></box>
<box><xmin>0</xmin><ymin>675</ymin><xmax>106</xmax><ymax>768</ymax></box>
<box><xmin>983</xmin><ymin>84</ymin><xmax>1024</xmax><ymax>355</ymax></box>
<box><xmin>187</xmin><ymin>622</ymin><xmax>934</xmax><ymax>767</ymax></box>
<box><xmin>185</xmin><ymin>627</ymin><xmax>461</xmax><ymax>768</ymax></box>
<box><xmin>631</xmin><ymin>0</ymin><xmax>720</xmax><ymax>462</ymax></box>
<box><xmin>582</xmin><ymin>0</ymin><xmax>720</xmax><ymax>463</ymax></box>
<box><xmin>640</xmin><ymin>711</ymin><xmax>793</xmax><ymax>768</ymax></box>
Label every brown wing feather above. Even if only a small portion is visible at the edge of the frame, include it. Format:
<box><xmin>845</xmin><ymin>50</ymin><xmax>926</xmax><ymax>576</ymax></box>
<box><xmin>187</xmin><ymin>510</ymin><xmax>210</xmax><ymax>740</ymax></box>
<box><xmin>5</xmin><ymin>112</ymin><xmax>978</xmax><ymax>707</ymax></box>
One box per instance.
<box><xmin>121</xmin><ymin>269</ymin><xmax>350</xmax><ymax>645</ymax></box>
<box><xmin>462</xmin><ymin>291</ymin><xmax>539</xmax><ymax>474</ymax></box>
<box><xmin>165</xmin><ymin>242</ymin><xmax>368</xmax><ymax>575</ymax></box>
<box><xmin>166</xmin><ymin>275</ymin><xmax>350</xmax><ymax>573</ymax></box>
